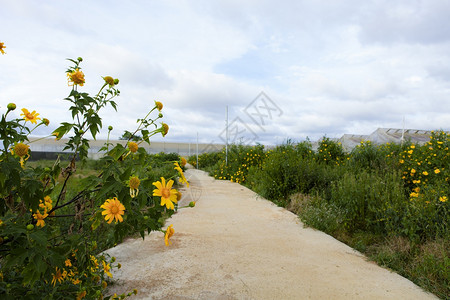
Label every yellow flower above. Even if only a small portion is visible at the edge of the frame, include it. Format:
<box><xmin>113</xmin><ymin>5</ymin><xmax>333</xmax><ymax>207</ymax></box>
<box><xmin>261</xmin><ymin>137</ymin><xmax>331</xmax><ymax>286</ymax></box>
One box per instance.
<box><xmin>128</xmin><ymin>141</ymin><xmax>138</xmax><ymax>153</ymax></box>
<box><xmin>155</xmin><ymin>101</ymin><xmax>163</xmax><ymax>111</ymax></box>
<box><xmin>434</xmin><ymin>169</ymin><xmax>440</xmax><ymax>174</ymax></box>
<box><xmin>174</xmin><ymin>162</ymin><xmax>189</xmax><ymax>187</ymax></box>
<box><xmin>102</xmin><ymin>281</ymin><xmax>107</xmax><ymax>289</ymax></box>
<box><xmin>102</xmin><ymin>261</ymin><xmax>113</xmax><ymax>278</ymax></box>
<box><xmin>181</xmin><ymin>157</ymin><xmax>187</xmax><ymax>167</ymax></box>
<box><xmin>0</xmin><ymin>42</ymin><xmax>6</xmax><ymax>54</ymax></box>
<box><xmin>65</xmin><ymin>259</ymin><xmax>72</xmax><ymax>267</ymax></box>
<box><xmin>152</xmin><ymin>177</ymin><xmax>178</xmax><ymax>210</ymax></box>
<box><xmin>399</xmin><ymin>159</ymin><xmax>404</xmax><ymax>164</ymax></box>
<box><xmin>161</xmin><ymin>123</ymin><xmax>169</xmax><ymax>137</ymax></box>
<box><xmin>39</xmin><ymin>196</ymin><xmax>53</xmax><ymax>213</ymax></box>
<box><xmin>33</xmin><ymin>210</ymin><xmax>48</xmax><ymax>227</ymax></box>
<box><xmin>13</xmin><ymin>142</ymin><xmax>29</xmax><ymax>158</ymax></box>
<box><xmin>128</xmin><ymin>176</ymin><xmax>140</xmax><ymax>198</ymax></box>
<box><xmin>51</xmin><ymin>267</ymin><xmax>64</xmax><ymax>286</ymax></box>
<box><xmin>164</xmin><ymin>224</ymin><xmax>174</xmax><ymax>246</ymax></box>
<box><xmin>67</xmin><ymin>68</ymin><xmax>85</xmax><ymax>86</ymax></box>
<box><xmin>20</xmin><ymin>108</ymin><xmax>41</xmax><ymax>124</ymax></box>
<box><xmin>76</xmin><ymin>290</ymin><xmax>86</xmax><ymax>300</ymax></box>
<box><xmin>100</xmin><ymin>197</ymin><xmax>125</xmax><ymax>224</ymax></box>
<box><xmin>103</xmin><ymin>76</ymin><xmax>115</xmax><ymax>86</ymax></box>
<box><xmin>423</xmin><ymin>171</ymin><xmax>429</xmax><ymax>176</ymax></box>
<box><xmin>410</xmin><ymin>168</ymin><xmax>416</xmax><ymax>174</ymax></box>
<box><xmin>439</xmin><ymin>196</ymin><xmax>448</xmax><ymax>202</ymax></box>
<box><xmin>90</xmin><ymin>255</ymin><xmax>99</xmax><ymax>269</ymax></box>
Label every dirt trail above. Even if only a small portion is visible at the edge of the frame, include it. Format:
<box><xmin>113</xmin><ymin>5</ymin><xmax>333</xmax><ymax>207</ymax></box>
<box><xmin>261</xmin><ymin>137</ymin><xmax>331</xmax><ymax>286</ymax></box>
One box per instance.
<box><xmin>105</xmin><ymin>169</ymin><xmax>437</xmax><ymax>299</ymax></box>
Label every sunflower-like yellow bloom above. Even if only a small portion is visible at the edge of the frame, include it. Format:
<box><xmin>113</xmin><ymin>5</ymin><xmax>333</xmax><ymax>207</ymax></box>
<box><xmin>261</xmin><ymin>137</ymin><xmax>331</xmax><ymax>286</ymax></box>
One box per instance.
<box><xmin>161</xmin><ymin>123</ymin><xmax>169</xmax><ymax>137</ymax></box>
<box><xmin>174</xmin><ymin>162</ymin><xmax>189</xmax><ymax>187</ymax></box>
<box><xmin>13</xmin><ymin>142</ymin><xmax>29</xmax><ymax>158</ymax></box>
<box><xmin>103</xmin><ymin>76</ymin><xmax>115</xmax><ymax>86</ymax></box>
<box><xmin>164</xmin><ymin>224</ymin><xmax>174</xmax><ymax>246</ymax></box>
<box><xmin>153</xmin><ymin>177</ymin><xmax>178</xmax><ymax>210</ymax></box>
<box><xmin>20</xmin><ymin>108</ymin><xmax>41</xmax><ymax>124</ymax></box>
<box><xmin>67</xmin><ymin>68</ymin><xmax>85</xmax><ymax>86</ymax></box>
<box><xmin>0</xmin><ymin>42</ymin><xmax>6</xmax><ymax>55</ymax></box>
<box><xmin>180</xmin><ymin>157</ymin><xmax>187</xmax><ymax>167</ymax></box>
<box><xmin>51</xmin><ymin>267</ymin><xmax>64</xmax><ymax>286</ymax></box>
<box><xmin>155</xmin><ymin>101</ymin><xmax>163</xmax><ymax>111</ymax></box>
<box><xmin>102</xmin><ymin>260</ymin><xmax>113</xmax><ymax>278</ymax></box>
<box><xmin>33</xmin><ymin>210</ymin><xmax>48</xmax><ymax>227</ymax></box>
<box><xmin>100</xmin><ymin>197</ymin><xmax>125</xmax><ymax>224</ymax></box>
<box><xmin>128</xmin><ymin>141</ymin><xmax>138</xmax><ymax>153</ymax></box>
<box><xmin>128</xmin><ymin>176</ymin><xmax>140</xmax><ymax>198</ymax></box>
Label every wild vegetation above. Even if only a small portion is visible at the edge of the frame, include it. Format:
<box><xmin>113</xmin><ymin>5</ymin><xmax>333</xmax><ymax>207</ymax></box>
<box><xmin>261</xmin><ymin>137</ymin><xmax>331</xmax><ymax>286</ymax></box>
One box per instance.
<box><xmin>0</xmin><ymin>56</ymin><xmax>190</xmax><ymax>299</ymax></box>
<box><xmin>190</xmin><ymin>133</ymin><xmax>449</xmax><ymax>299</ymax></box>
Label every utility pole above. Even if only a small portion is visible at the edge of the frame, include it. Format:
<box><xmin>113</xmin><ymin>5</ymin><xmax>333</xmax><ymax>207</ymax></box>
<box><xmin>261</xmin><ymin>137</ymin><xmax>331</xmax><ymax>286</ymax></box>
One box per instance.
<box><xmin>226</xmin><ymin>105</ymin><xmax>229</xmax><ymax>166</ymax></box>
<box><xmin>196</xmin><ymin>132</ymin><xmax>199</xmax><ymax>169</ymax></box>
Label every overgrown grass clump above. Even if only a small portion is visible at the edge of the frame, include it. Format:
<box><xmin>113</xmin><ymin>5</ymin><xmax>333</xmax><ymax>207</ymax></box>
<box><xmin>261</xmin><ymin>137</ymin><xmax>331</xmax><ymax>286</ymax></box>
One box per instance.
<box><xmin>192</xmin><ymin>131</ymin><xmax>449</xmax><ymax>298</ymax></box>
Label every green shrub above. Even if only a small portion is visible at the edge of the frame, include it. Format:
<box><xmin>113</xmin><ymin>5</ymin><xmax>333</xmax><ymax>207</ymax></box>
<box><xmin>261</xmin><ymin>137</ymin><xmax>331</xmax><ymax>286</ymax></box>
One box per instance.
<box><xmin>329</xmin><ymin>170</ymin><xmax>407</xmax><ymax>234</ymax></box>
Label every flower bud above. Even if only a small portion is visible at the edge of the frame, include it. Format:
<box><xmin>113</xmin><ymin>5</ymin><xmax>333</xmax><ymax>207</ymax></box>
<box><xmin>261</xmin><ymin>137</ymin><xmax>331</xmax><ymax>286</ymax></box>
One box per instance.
<box><xmin>189</xmin><ymin>201</ymin><xmax>196</xmax><ymax>208</ymax></box>
<box><xmin>114</xmin><ymin>78</ymin><xmax>119</xmax><ymax>85</ymax></box>
<box><xmin>108</xmin><ymin>125</ymin><xmax>113</xmax><ymax>131</ymax></box>
<box><xmin>7</xmin><ymin>103</ymin><xmax>16</xmax><ymax>111</ymax></box>
<box><xmin>77</xmin><ymin>57</ymin><xmax>83</xmax><ymax>62</ymax></box>
<box><xmin>158</xmin><ymin>113</ymin><xmax>163</xmax><ymax>118</ymax></box>
<box><xmin>42</xmin><ymin>118</ymin><xmax>50</xmax><ymax>126</ymax></box>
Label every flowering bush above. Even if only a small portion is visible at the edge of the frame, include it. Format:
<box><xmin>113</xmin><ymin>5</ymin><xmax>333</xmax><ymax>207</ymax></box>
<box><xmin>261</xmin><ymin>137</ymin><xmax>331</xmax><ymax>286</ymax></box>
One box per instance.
<box><xmin>0</xmin><ymin>56</ymin><xmax>190</xmax><ymax>299</ymax></box>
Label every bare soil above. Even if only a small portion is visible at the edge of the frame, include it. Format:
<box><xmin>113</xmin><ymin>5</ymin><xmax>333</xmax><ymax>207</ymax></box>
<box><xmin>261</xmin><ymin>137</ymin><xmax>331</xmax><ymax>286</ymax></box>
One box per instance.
<box><xmin>105</xmin><ymin>169</ymin><xmax>438</xmax><ymax>300</ymax></box>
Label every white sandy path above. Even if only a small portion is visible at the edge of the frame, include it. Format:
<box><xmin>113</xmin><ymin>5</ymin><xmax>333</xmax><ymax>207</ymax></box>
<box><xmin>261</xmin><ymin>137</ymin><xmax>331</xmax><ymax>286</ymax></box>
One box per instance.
<box><xmin>105</xmin><ymin>169</ymin><xmax>438</xmax><ymax>300</ymax></box>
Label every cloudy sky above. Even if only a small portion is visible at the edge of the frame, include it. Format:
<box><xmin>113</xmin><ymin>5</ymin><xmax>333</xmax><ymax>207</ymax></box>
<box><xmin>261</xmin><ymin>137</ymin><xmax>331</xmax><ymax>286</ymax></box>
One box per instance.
<box><xmin>1</xmin><ymin>0</ymin><xmax>449</xmax><ymax>146</ymax></box>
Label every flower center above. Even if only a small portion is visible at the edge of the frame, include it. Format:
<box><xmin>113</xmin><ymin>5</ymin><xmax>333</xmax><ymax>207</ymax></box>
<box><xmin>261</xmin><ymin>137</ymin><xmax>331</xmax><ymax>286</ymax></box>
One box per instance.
<box><xmin>162</xmin><ymin>188</ymin><xmax>170</xmax><ymax>198</ymax></box>
<box><xmin>111</xmin><ymin>206</ymin><xmax>119</xmax><ymax>214</ymax></box>
<box><xmin>26</xmin><ymin>113</ymin><xmax>34</xmax><ymax>119</ymax></box>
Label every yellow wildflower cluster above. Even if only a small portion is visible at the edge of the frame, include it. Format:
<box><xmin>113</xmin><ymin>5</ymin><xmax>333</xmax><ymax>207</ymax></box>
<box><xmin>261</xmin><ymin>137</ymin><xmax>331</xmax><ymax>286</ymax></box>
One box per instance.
<box><xmin>33</xmin><ymin>196</ymin><xmax>53</xmax><ymax>227</ymax></box>
<box><xmin>214</xmin><ymin>148</ymin><xmax>264</xmax><ymax>183</ymax></box>
<box><xmin>399</xmin><ymin>131</ymin><xmax>449</xmax><ymax>204</ymax></box>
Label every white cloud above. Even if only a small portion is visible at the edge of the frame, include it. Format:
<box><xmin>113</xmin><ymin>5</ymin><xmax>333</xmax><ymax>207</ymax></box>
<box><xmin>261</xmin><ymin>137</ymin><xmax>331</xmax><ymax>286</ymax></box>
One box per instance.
<box><xmin>1</xmin><ymin>0</ymin><xmax>450</xmax><ymax>147</ymax></box>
